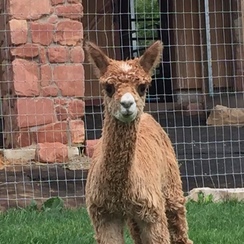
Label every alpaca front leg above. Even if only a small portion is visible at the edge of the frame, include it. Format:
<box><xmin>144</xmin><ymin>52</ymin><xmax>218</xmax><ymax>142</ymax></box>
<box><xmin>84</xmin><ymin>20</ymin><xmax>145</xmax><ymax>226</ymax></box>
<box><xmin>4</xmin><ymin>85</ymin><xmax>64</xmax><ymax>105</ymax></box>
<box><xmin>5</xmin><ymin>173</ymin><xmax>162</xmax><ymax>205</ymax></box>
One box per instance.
<box><xmin>140</xmin><ymin>217</ymin><xmax>170</xmax><ymax>244</ymax></box>
<box><xmin>94</xmin><ymin>218</ymin><xmax>124</xmax><ymax>244</ymax></box>
<box><xmin>166</xmin><ymin>197</ymin><xmax>193</xmax><ymax>244</ymax></box>
<box><xmin>89</xmin><ymin>211</ymin><xmax>125</xmax><ymax>244</ymax></box>
<box><xmin>127</xmin><ymin>218</ymin><xmax>142</xmax><ymax>244</ymax></box>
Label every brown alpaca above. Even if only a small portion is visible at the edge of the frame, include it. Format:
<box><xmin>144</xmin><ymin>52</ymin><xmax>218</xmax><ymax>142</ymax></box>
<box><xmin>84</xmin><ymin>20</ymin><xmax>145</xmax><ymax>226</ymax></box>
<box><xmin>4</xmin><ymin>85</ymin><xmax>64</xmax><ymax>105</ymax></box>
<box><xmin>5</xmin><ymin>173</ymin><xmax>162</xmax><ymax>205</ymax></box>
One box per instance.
<box><xmin>85</xmin><ymin>41</ymin><xmax>193</xmax><ymax>244</ymax></box>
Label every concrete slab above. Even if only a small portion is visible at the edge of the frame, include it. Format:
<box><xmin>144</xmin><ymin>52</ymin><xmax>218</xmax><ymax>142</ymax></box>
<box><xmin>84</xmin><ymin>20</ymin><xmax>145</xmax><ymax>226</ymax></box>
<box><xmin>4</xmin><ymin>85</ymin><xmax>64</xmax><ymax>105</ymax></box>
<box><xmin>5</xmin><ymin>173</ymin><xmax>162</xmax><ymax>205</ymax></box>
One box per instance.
<box><xmin>187</xmin><ymin>187</ymin><xmax>244</xmax><ymax>202</ymax></box>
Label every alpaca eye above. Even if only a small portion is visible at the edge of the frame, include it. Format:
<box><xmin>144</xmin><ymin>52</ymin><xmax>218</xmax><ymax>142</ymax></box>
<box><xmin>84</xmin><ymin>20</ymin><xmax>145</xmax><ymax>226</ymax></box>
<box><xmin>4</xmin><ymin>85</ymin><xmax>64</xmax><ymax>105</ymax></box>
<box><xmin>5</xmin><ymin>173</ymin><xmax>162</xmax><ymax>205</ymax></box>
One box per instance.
<box><xmin>137</xmin><ymin>84</ymin><xmax>147</xmax><ymax>96</ymax></box>
<box><xmin>104</xmin><ymin>84</ymin><xmax>115</xmax><ymax>97</ymax></box>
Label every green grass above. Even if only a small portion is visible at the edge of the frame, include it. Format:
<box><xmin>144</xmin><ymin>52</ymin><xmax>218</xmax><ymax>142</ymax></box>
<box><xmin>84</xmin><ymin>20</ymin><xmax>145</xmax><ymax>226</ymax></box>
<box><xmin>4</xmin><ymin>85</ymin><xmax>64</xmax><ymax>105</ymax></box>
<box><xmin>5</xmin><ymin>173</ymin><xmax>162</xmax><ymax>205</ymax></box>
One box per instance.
<box><xmin>0</xmin><ymin>200</ymin><xmax>243</xmax><ymax>244</ymax></box>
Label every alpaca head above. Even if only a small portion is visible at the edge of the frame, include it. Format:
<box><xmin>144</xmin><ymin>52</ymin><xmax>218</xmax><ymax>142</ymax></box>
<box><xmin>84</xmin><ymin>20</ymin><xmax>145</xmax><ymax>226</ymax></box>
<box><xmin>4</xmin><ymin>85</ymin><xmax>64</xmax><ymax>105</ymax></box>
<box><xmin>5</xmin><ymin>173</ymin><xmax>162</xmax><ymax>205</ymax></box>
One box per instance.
<box><xmin>85</xmin><ymin>41</ymin><xmax>163</xmax><ymax>123</ymax></box>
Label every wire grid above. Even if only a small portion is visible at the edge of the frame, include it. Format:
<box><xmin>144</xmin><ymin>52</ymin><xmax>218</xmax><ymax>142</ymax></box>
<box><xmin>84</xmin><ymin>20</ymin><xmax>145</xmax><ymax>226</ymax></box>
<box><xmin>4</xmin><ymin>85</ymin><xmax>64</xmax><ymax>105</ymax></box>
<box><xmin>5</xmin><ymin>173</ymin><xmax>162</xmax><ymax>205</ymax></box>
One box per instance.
<box><xmin>0</xmin><ymin>0</ymin><xmax>243</xmax><ymax>211</ymax></box>
<box><xmin>83</xmin><ymin>0</ymin><xmax>244</xmax><ymax>193</ymax></box>
<box><xmin>0</xmin><ymin>0</ymin><xmax>87</xmax><ymax>210</ymax></box>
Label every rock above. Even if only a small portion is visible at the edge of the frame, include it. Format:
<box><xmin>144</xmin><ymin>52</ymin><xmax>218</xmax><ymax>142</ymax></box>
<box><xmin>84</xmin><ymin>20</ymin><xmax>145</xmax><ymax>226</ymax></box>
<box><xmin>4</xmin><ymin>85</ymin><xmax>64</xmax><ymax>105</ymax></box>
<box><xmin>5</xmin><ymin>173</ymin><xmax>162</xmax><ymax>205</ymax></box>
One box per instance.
<box><xmin>9</xmin><ymin>19</ymin><xmax>27</xmax><ymax>44</ymax></box>
<box><xmin>15</xmin><ymin>129</ymin><xmax>33</xmax><ymax>147</ymax></box>
<box><xmin>17</xmin><ymin>98</ymin><xmax>56</xmax><ymax>128</ymax></box>
<box><xmin>67</xmin><ymin>99</ymin><xmax>85</xmax><ymax>119</ymax></box>
<box><xmin>41</xmin><ymin>86</ymin><xmax>59</xmax><ymax>97</ymax></box>
<box><xmin>187</xmin><ymin>187</ymin><xmax>244</xmax><ymax>202</ymax></box>
<box><xmin>47</xmin><ymin>46</ymin><xmax>69</xmax><ymax>63</ymax></box>
<box><xmin>31</xmin><ymin>22</ymin><xmax>54</xmax><ymax>45</ymax></box>
<box><xmin>70</xmin><ymin>46</ymin><xmax>84</xmax><ymax>63</ymax></box>
<box><xmin>85</xmin><ymin>139</ymin><xmax>99</xmax><ymax>158</ymax></box>
<box><xmin>207</xmin><ymin>105</ymin><xmax>244</xmax><ymax>126</ymax></box>
<box><xmin>54</xmin><ymin>20</ymin><xmax>83</xmax><ymax>46</ymax></box>
<box><xmin>12</xmin><ymin>59</ymin><xmax>39</xmax><ymax>96</ymax></box>
<box><xmin>55</xmin><ymin>3</ymin><xmax>83</xmax><ymax>20</ymax></box>
<box><xmin>11</xmin><ymin>43</ymin><xmax>39</xmax><ymax>58</ymax></box>
<box><xmin>40</xmin><ymin>64</ymin><xmax>52</xmax><ymax>87</ymax></box>
<box><xmin>67</xmin><ymin>0</ymin><xmax>81</xmax><ymax>3</ymax></box>
<box><xmin>36</xmin><ymin>142</ymin><xmax>68</xmax><ymax>163</ymax></box>
<box><xmin>47</xmin><ymin>15</ymin><xmax>59</xmax><ymax>24</ymax></box>
<box><xmin>53</xmin><ymin>64</ymin><xmax>84</xmax><ymax>96</ymax></box>
<box><xmin>35</xmin><ymin>122</ymin><xmax>68</xmax><ymax>144</ymax></box>
<box><xmin>55</xmin><ymin>105</ymin><xmax>69</xmax><ymax>121</ymax></box>
<box><xmin>69</xmin><ymin>120</ymin><xmax>85</xmax><ymax>144</ymax></box>
<box><xmin>9</xmin><ymin>0</ymin><xmax>51</xmax><ymax>20</ymax></box>
<box><xmin>51</xmin><ymin>0</ymin><xmax>64</xmax><ymax>5</ymax></box>
<box><xmin>39</xmin><ymin>47</ymin><xmax>48</xmax><ymax>63</ymax></box>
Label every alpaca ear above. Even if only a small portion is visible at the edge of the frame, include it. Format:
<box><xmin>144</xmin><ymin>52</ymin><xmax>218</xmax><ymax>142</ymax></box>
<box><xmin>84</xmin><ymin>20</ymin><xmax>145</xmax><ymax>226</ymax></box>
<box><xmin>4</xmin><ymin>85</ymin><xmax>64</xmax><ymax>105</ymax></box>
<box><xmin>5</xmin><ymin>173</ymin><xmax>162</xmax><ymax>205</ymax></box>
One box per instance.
<box><xmin>85</xmin><ymin>42</ymin><xmax>110</xmax><ymax>77</ymax></box>
<box><xmin>139</xmin><ymin>41</ymin><xmax>163</xmax><ymax>74</ymax></box>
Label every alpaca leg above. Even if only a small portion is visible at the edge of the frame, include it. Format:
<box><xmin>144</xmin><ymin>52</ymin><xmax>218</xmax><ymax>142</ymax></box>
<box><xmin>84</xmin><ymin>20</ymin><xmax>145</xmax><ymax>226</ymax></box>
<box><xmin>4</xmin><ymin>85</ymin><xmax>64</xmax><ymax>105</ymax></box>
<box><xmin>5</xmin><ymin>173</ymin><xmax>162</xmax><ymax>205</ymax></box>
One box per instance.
<box><xmin>127</xmin><ymin>218</ymin><xmax>142</xmax><ymax>244</ymax></box>
<box><xmin>88</xmin><ymin>209</ymin><xmax>124</xmax><ymax>244</ymax></box>
<box><xmin>140</xmin><ymin>215</ymin><xmax>170</xmax><ymax>244</ymax></box>
<box><xmin>166</xmin><ymin>196</ymin><xmax>193</xmax><ymax>244</ymax></box>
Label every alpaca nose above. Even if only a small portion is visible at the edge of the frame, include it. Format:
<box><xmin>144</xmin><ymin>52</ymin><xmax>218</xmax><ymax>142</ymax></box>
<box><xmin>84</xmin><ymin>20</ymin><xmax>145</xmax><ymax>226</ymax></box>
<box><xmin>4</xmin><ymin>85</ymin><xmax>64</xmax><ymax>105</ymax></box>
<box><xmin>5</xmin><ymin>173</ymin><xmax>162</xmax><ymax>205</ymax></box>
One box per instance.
<box><xmin>120</xmin><ymin>93</ymin><xmax>135</xmax><ymax>109</ymax></box>
<box><xmin>120</xmin><ymin>100</ymin><xmax>133</xmax><ymax>108</ymax></box>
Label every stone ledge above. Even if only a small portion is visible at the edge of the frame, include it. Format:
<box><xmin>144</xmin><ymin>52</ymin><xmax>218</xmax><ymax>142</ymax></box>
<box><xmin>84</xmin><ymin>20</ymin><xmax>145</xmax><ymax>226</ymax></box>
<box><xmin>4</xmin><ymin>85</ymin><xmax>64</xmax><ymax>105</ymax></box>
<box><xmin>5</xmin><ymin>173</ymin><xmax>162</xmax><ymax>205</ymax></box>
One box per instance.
<box><xmin>187</xmin><ymin>187</ymin><xmax>244</xmax><ymax>202</ymax></box>
<box><xmin>2</xmin><ymin>146</ymin><xmax>79</xmax><ymax>163</ymax></box>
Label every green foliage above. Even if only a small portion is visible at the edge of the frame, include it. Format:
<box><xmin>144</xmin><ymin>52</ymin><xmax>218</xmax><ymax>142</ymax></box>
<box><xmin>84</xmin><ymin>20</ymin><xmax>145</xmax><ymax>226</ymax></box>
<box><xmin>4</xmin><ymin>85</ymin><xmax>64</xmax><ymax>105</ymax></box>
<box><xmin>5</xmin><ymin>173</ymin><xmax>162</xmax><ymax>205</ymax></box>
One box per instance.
<box><xmin>197</xmin><ymin>191</ymin><xmax>214</xmax><ymax>204</ymax></box>
<box><xmin>25</xmin><ymin>200</ymin><xmax>38</xmax><ymax>212</ymax></box>
<box><xmin>41</xmin><ymin>197</ymin><xmax>64</xmax><ymax>212</ymax></box>
<box><xmin>134</xmin><ymin>0</ymin><xmax>160</xmax><ymax>51</ymax></box>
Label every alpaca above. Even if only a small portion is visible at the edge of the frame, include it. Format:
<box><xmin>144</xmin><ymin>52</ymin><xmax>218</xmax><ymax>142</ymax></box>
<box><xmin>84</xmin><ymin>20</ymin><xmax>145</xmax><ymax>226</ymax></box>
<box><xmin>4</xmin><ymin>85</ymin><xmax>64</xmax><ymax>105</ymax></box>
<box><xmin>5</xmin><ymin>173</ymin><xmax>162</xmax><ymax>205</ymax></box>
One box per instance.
<box><xmin>85</xmin><ymin>41</ymin><xmax>193</xmax><ymax>244</ymax></box>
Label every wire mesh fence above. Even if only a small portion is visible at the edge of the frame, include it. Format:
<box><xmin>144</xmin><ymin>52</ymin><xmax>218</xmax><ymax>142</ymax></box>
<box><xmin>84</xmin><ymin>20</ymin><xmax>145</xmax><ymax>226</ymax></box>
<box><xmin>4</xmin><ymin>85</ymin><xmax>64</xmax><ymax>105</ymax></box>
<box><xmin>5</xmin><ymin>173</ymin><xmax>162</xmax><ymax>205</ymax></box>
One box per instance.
<box><xmin>0</xmin><ymin>0</ymin><xmax>244</xmax><ymax>210</ymax></box>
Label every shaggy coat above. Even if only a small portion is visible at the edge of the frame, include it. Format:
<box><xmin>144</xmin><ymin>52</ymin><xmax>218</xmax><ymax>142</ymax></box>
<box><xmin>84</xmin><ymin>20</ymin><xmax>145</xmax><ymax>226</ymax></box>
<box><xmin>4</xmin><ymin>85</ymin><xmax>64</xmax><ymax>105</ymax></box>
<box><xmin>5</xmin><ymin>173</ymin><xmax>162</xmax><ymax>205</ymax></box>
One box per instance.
<box><xmin>85</xmin><ymin>41</ymin><xmax>193</xmax><ymax>244</ymax></box>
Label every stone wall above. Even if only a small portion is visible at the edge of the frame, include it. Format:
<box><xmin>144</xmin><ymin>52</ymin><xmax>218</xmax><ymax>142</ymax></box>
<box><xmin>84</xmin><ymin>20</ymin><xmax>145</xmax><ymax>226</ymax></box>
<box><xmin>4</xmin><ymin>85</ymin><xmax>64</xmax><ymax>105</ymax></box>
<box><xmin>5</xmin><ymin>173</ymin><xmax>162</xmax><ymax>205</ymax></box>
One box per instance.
<box><xmin>0</xmin><ymin>0</ymin><xmax>84</xmax><ymax>161</ymax></box>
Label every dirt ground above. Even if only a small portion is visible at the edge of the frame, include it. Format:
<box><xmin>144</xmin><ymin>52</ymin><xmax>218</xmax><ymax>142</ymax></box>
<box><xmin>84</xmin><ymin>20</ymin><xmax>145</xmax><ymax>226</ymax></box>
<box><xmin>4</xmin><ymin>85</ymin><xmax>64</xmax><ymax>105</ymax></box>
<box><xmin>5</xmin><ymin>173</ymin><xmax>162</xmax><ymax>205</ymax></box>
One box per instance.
<box><xmin>0</xmin><ymin>108</ymin><xmax>243</xmax><ymax>211</ymax></box>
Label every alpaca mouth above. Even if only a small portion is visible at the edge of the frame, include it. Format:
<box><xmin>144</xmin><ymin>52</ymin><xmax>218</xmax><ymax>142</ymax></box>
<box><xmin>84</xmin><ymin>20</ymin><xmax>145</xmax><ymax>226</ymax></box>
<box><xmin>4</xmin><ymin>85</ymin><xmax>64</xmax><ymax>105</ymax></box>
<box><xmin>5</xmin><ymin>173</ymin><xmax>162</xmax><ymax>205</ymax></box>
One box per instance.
<box><xmin>122</xmin><ymin>111</ymin><xmax>134</xmax><ymax>117</ymax></box>
<box><xmin>114</xmin><ymin>110</ymin><xmax>137</xmax><ymax>123</ymax></box>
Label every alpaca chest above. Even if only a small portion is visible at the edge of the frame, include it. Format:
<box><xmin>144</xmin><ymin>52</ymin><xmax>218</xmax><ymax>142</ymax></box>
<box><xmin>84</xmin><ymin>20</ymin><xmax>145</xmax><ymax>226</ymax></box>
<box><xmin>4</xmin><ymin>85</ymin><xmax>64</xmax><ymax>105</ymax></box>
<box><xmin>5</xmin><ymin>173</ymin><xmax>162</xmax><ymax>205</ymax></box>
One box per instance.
<box><xmin>95</xmin><ymin>175</ymin><xmax>161</xmax><ymax>222</ymax></box>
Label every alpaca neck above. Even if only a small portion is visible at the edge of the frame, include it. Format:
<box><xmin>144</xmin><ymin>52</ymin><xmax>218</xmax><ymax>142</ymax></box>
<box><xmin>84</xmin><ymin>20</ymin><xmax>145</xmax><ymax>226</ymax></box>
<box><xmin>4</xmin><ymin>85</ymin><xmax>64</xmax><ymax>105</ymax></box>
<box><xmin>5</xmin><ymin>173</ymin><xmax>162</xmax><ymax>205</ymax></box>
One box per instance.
<box><xmin>102</xmin><ymin>113</ymin><xmax>139</xmax><ymax>169</ymax></box>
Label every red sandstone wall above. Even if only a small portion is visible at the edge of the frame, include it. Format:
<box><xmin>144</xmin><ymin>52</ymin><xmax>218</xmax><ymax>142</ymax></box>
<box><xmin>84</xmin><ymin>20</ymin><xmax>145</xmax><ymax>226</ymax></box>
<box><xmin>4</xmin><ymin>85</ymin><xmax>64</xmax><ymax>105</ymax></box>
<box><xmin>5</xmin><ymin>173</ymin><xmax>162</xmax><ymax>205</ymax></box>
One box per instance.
<box><xmin>1</xmin><ymin>0</ymin><xmax>85</xmax><ymax>157</ymax></box>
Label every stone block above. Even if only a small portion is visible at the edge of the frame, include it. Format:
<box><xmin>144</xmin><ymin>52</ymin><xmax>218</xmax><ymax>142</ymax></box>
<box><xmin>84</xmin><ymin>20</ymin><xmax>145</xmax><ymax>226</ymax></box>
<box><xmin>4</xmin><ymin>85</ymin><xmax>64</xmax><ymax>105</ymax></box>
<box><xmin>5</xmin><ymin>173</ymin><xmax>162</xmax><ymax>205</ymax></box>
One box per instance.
<box><xmin>10</xmin><ymin>43</ymin><xmax>39</xmax><ymax>58</ymax></box>
<box><xmin>55</xmin><ymin>105</ymin><xmax>69</xmax><ymax>121</ymax></box>
<box><xmin>12</xmin><ymin>59</ymin><xmax>40</xmax><ymax>96</ymax></box>
<box><xmin>39</xmin><ymin>47</ymin><xmax>48</xmax><ymax>63</ymax></box>
<box><xmin>53</xmin><ymin>64</ymin><xmax>84</xmax><ymax>96</ymax></box>
<box><xmin>54</xmin><ymin>20</ymin><xmax>83</xmax><ymax>46</ymax></box>
<box><xmin>70</xmin><ymin>46</ymin><xmax>84</xmax><ymax>63</ymax></box>
<box><xmin>47</xmin><ymin>46</ymin><xmax>69</xmax><ymax>63</ymax></box>
<box><xmin>9</xmin><ymin>19</ymin><xmax>27</xmax><ymax>44</ymax></box>
<box><xmin>85</xmin><ymin>139</ymin><xmax>99</xmax><ymax>158</ymax></box>
<box><xmin>47</xmin><ymin>15</ymin><xmax>58</xmax><ymax>24</ymax></box>
<box><xmin>4</xmin><ymin>148</ymin><xmax>36</xmax><ymax>161</ymax></box>
<box><xmin>41</xmin><ymin>86</ymin><xmax>59</xmax><ymax>97</ymax></box>
<box><xmin>31</xmin><ymin>22</ymin><xmax>54</xmax><ymax>45</ymax></box>
<box><xmin>17</xmin><ymin>98</ymin><xmax>56</xmax><ymax>128</ymax></box>
<box><xmin>69</xmin><ymin>120</ymin><xmax>84</xmax><ymax>144</ymax></box>
<box><xmin>51</xmin><ymin>0</ymin><xmax>64</xmax><ymax>5</ymax></box>
<box><xmin>15</xmin><ymin>129</ymin><xmax>34</xmax><ymax>147</ymax></box>
<box><xmin>35</xmin><ymin>122</ymin><xmax>68</xmax><ymax>144</ymax></box>
<box><xmin>55</xmin><ymin>4</ymin><xmax>83</xmax><ymax>19</ymax></box>
<box><xmin>67</xmin><ymin>0</ymin><xmax>81</xmax><ymax>3</ymax></box>
<box><xmin>40</xmin><ymin>64</ymin><xmax>52</xmax><ymax>87</ymax></box>
<box><xmin>67</xmin><ymin>99</ymin><xmax>85</xmax><ymax>119</ymax></box>
<box><xmin>54</xmin><ymin>98</ymin><xmax>69</xmax><ymax>106</ymax></box>
<box><xmin>9</xmin><ymin>0</ymin><xmax>51</xmax><ymax>20</ymax></box>
<box><xmin>36</xmin><ymin>142</ymin><xmax>68</xmax><ymax>163</ymax></box>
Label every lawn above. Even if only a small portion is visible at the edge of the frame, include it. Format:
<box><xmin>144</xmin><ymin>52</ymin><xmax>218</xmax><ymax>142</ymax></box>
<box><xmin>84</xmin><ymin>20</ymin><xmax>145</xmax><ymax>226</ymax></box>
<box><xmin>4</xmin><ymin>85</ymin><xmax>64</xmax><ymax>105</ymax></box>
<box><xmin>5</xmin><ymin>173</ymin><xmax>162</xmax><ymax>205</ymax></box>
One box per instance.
<box><xmin>0</xmin><ymin>199</ymin><xmax>243</xmax><ymax>244</ymax></box>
